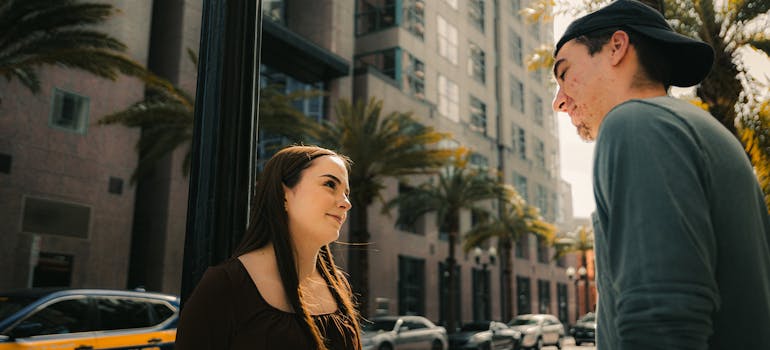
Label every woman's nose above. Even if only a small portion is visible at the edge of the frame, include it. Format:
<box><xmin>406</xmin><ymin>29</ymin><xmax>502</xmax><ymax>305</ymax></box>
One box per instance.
<box><xmin>339</xmin><ymin>195</ymin><xmax>352</xmax><ymax>210</ymax></box>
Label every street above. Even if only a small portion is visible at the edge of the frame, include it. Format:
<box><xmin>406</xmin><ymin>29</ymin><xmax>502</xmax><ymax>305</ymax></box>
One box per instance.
<box><xmin>542</xmin><ymin>337</ymin><xmax>596</xmax><ymax>350</ymax></box>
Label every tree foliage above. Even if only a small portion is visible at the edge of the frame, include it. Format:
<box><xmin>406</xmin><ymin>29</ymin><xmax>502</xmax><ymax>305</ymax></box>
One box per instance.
<box><xmin>0</xmin><ymin>0</ymin><xmax>169</xmax><ymax>93</ymax></box>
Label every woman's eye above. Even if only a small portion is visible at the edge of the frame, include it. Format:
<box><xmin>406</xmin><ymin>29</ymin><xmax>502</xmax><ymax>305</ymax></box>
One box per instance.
<box><xmin>324</xmin><ymin>181</ymin><xmax>337</xmax><ymax>189</ymax></box>
<box><xmin>559</xmin><ymin>69</ymin><xmax>566</xmax><ymax>80</ymax></box>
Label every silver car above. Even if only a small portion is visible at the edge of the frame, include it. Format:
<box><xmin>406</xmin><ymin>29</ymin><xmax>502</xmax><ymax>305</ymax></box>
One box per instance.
<box><xmin>361</xmin><ymin>315</ymin><xmax>449</xmax><ymax>350</ymax></box>
<box><xmin>508</xmin><ymin>314</ymin><xmax>564</xmax><ymax>349</ymax></box>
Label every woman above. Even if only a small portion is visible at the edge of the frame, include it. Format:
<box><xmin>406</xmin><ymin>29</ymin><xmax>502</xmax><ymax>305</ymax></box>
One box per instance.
<box><xmin>175</xmin><ymin>145</ymin><xmax>361</xmax><ymax>350</ymax></box>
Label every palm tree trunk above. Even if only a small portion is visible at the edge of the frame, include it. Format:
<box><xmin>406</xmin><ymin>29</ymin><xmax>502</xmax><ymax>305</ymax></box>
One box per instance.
<box><xmin>499</xmin><ymin>237</ymin><xmax>514</xmax><ymax>321</ymax></box>
<box><xmin>347</xmin><ymin>197</ymin><xmax>370</xmax><ymax>317</ymax></box>
<box><xmin>447</xmin><ymin>228</ymin><xmax>458</xmax><ymax>333</ymax></box>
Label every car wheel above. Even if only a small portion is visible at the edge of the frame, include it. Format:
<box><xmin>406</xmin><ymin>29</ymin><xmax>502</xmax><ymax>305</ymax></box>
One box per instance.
<box><xmin>555</xmin><ymin>337</ymin><xmax>562</xmax><ymax>349</ymax></box>
<box><xmin>431</xmin><ymin>339</ymin><xmax>443</xmax><ymax>350</ymax></box>
<box><xmin>535</xmin><ymin>337</ymin><xmax>543</xmax><ymax>350</ymax></box>
<box><xmin>379</xmin><ymin>343</ymin><xmax>393</xmax><ymax>350</ymax></box>
<box><xmin>575</xmin><ymin>340</ymin><xmax>582</xmax><ymax>346</ymax></box>
<box><xmin>480</xmin><ymin>342</ymin><xmax>491</xmax><ymax>350</ymax></box>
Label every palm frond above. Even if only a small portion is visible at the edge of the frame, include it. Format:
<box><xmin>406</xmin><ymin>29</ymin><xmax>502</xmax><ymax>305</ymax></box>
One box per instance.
<box><xmin>730</xmin><ymin>0</ymin><xmax>770</xmax><ymax>23</ymax></box>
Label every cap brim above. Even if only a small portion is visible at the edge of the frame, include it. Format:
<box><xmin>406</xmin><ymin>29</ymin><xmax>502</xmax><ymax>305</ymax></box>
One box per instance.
<box><xmin>626</xmin><ymin>24</ymin><xmax>714</xmax><ymax>87</ymax></box>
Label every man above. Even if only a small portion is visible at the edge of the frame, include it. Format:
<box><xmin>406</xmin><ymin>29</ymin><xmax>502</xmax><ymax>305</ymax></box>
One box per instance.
<box><xmin>552</xmin><ymin>0</ymin><xmax>770</xmax><ymax>349</ymax></box>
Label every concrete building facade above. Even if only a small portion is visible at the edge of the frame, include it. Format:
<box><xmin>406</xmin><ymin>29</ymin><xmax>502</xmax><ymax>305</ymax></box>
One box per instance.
<box><xmin>0</xmin><ymin>0</ymin><xmax>588</xmax><ymax>327</ymax></box>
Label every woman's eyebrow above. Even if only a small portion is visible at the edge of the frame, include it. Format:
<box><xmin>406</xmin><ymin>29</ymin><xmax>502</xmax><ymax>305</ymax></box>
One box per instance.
<box><xmin>321</xmin><ymin>174</ymin><xmax>350</xmax><ymax>195</ymax></box>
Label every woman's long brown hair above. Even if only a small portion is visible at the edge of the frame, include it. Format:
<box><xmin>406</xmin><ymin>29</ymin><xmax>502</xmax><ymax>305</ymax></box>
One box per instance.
<box><xmin>232</xmin><ymin>145</ymin><xmax>361</xmax><ymax>350</ymax></box>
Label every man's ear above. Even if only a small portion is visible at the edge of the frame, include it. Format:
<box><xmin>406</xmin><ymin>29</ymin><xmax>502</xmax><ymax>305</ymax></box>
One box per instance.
<box><xmin>608</xmin><ymin>30</ymin><xmax>630</xmax><ymax>66</ymax></box>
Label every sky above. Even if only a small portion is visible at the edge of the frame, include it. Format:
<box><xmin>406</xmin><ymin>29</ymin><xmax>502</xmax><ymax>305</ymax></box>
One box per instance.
<box><xmin>553</xmin><ymin>10</ymin><xmax>770</xmax><ymax>218</ymax></box>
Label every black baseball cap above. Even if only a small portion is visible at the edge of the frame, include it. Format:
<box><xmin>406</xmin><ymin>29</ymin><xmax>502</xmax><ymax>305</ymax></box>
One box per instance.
<box><xmin>555</xmin><ymin>0</ymin><xmax>714</xmax><ymax>87</ymax></box>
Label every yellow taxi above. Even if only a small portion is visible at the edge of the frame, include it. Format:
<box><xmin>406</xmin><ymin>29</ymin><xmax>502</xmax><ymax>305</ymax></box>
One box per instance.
<box><xmin>0</xmin><ymin>288</ymin><xmax>178</xmax><ymax>349</ymax></box>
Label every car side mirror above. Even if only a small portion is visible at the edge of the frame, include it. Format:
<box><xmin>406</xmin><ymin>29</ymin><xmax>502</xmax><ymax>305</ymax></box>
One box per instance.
<box><xmin>398</xmin><ymin>326</ymin><xmax>409</xmax><ymax>333</ymax></box>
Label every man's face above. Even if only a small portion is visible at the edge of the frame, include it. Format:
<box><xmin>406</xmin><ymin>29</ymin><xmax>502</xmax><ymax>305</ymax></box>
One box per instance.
<box><xmin>552</xmin><ymin>39</ymin><xmax>613</xmax><ymax>141</ymax></box>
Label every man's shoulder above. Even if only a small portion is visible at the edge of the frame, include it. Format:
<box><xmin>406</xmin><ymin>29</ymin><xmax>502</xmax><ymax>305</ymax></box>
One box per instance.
<box><xmin>599</xmin><ymin>96</ymin><xmax>707</xmax><ymax>137</ymax></box>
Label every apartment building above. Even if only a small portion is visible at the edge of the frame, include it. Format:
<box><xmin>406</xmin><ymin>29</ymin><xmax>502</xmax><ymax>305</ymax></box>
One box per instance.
<box><xmin>349</xmin><ymin>0</ymin><xmax>575</xmax><ymax>323</ymax></box>
<box><xmin>0</xmin><ymin>0</ymin><xmax>582</xmax><ymax>326</ymax></box>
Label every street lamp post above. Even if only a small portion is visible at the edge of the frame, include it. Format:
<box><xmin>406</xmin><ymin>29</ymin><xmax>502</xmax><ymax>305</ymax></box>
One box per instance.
<box><xmin>578</xmin><ymin>266</ymin><xmax>589</xmax><ymax>315</ymax></box>
<box><xmin>565</xmin><ymin>266</ymin><xmax>578</xmax><ymax>321</ymax></box>
<box><xmin>473</xmin><ymin>246</ymin><xmax>496</xmax><ymax>321</ymax></box>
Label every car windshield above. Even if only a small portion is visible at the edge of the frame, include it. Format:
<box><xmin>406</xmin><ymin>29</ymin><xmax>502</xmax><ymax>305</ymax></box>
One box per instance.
<box><xmin>579</xmin><ymin>313</ymin><xmax>596</xmax><ymax>322</ymax></box>
<box><xmin>0</xmin><ymin>295</ymin><xmax>37</xmax><ymax>320</ymax></box>
<box><xmin>460</xmin><ymin>322</ymin><xmax>490</xmax><ymax>331</ymax></box>
<box><xmin>510</xmin><ymin>318</ymin><xmax>538</xmax><ymax>326</ymax></box>
<box><xmin>363</xmin><ymin>320</ymin><xmax>397</xmax><ymax>332</ymax></box>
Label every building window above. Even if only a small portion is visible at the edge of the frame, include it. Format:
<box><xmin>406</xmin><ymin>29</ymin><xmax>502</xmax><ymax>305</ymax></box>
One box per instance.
<box><xmin>515</xmin><ymin>233</ymin><xmax>529</xmax><ymax>259</ymax></box>
<box><xmin>407</xmin><ymin>54</ymin><xmax>426</xmax><ymax>100</ymax></box>
<box><xmin>439</xmin><ymin>261</ymin><xmax>462</xmax><ymax>324</ymax></box>
<box><xmin>517</xmin><ymin>128</ymin><xmax>527</xmax><ymax>160</ymax></box>
<box><xmin>259</xmin><ymin>65</ymin><xmax>325</xmax><ymax>166</ymax></box>
<box><xmin>397</xmin><ymin>183</ymin><xmax>422</xmax><ymax>234</ymax></box>
<box><xmin>469</xmin><ymin>96</ymin><xmax>487</xmax><ymax>135</ymax></box>
<box><xmin>536</xmin><ymin>184</ymin><xmax>548</xmax><ymax>217</ymax></box>
<box><xmin>468</xmin><ymin>0</ymin><xmax>485</xmax><ymax>32</ymax></box>
<box><xmin>50</xmin><ymin>88</ymin><xmax>89</xmax><ymax>134</ymax></box>
<box><xmin>557</xmin><ymin>283</ymin><xmax>569</xmax><ymax>324</ymax></box>
<box><xmin>552</xmin><ymin>192</ymin><xmax>560</xmax><ymax>223</ymax></box>
<box><xmin>517</xmin><ymin>276</ymin><xmax>532</xmax><ymax>314</ymax></box>
<box><xmin>437</xmin><ymin>16</ymin><xmax>458</xmax><ymax>64</ymax></box>
<box><xmin>356</xmin><ymin>0</ymin><xmax>398</xmax><ymax>35</ymax></box>
<box><xmin>468</xmin><ymin>42</ymin><xmax>486</xmax><ymax>84</ymax></box>
<box><xmin>22</xmin><ymin>197</ymin><xmax>90</xmax><ymax>239</ymax></box>
<box><xmin>355</xmin><ymin>48</ymin><xmax>400</xmax><ymax>82</ymax></box>
<box><xmin>469</xmin><ymin>152</ymin><xmax>489</xmax><ymax>170</ymax></box>
<box><xmin>509</xmin><ymin>29</ymin><xmax>523</xmax><ymax>66</ymax></box>
<box><xmin>510</xmin><ymin>76</ymin><xmax>524</xmax><ymax>113</ymax></box>
<box><xmin>404</xmin><ymin>0</ymin><xmax>425</xmax><ymax>39</ymax></box>
<box><xmin>399</xmin><ymin>255</ymin><xmax>425</xmax><ymax>315</ymax></box>
<box><xmin>510</xmin><ymin>0</ymin><xmax>521</xmax><ymax>19</ymax></box>
<box><xmin>514</xmin><ymin>173</ymin><xmax>528</xmax><ymax>202</ymax></box>
<box><xmin>531</xmin><ymin>21</ymin><xmax>541</xmax><ymax>39</ymax></box>
<box><xmin>538</xmin><ymin>279</ymin><xmax>551</xmax><ymax>314</ymax></box>
<box><xmin>438</xmin><ymin>74</ymin><xmax>459</xmax><ymax>122</ymax></box>
<box><xmin>262</xmin><ymin>0</ymin><xmax>285</xmax><ymax>23</ymax></box>
<box><xmin>535</xmin><ymin>138</ymin><xmax>545</xmax><ymax>169</ymax></box>
<box><xmin>533</xmin><ymin>94</ymin><xmax>544</xmax><ymax>125</ymax></box>
<box><xmin>445</xmin><ymin>0</ymin><xmax>458</xmax><ymax>9</ymax></box>
<box><xmin>537</xmin><ymin>234</ymin><xmax>549</xmax><ymax>264</ymax></box>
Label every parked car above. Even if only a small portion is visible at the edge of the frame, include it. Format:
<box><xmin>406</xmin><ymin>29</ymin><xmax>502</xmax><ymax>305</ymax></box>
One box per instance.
<box><xmin>569</xmin><ymin>312</ymin><xmax>596</xmax><ymax>346</ymax></box>
<box><xmin>0</xmin><ymin>288</ymin><xmax>178</xmax><ymax>349</ymax></box>
<box><xmin>508</xmin><ymin>314</ymin><xmax>564</xmax><ymax>350</ymax></box>
<box><xmin>361</xmin><ymin>315</ymin><xmax>448</xmax><ymax>350</ymax></box>
<box><xmin>448</xmin><ymin>321</ymin><xmax>521</xmax><ymax>350</ymax></box>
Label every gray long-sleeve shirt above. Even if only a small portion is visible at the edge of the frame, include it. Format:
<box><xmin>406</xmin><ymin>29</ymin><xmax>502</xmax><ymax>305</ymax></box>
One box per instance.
<box><xmin>592</xmin><ymin>96</ymin><xmax>770</xmax><ymax>349</ymax></box>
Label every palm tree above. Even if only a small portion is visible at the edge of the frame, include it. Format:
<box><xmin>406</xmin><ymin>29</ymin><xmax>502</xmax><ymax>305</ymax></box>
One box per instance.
<box><xmin>312</xmin><ymin>97</ymin><xmax>454</xmax><ymax>317</ymax></box>
<box><xmin>99</xmin><ymin>50</ymin><xmax>322</xmax><ymax>182</ymax></box>
<box><xmin>463</xmin><ymin>190</ymin><xmax>557</xmax><ymax>320</ymax></box>
<box><xmin>740</xmin><ymin>95</ymin><xmax>770</xmax><ymax>208</ymax></box>
<box><xmin>0</xmin><ymin>0</ymin><xmax>168</xmax><ymax>94</ymax></box>
<box><xmin>552</xmin><ymin>225</ymin><xmax>595</xmax><ymax>315</ymax></box>
<box><xmin>383</xmin><ymin>150</ymin><xmax>508</xmax><ymax>332</ymax></box>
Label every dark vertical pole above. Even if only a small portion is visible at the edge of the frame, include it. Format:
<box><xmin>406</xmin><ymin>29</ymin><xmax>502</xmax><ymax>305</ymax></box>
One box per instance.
<box><xmin>180</xmin><ymin>0</ymin><xmax>262</xmax><ymax>305</ymax></box>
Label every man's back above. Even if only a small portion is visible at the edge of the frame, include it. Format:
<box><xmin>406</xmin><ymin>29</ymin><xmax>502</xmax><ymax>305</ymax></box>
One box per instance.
<box><xmin>592</xmin><ymin>96</ymin><xmax>770</xmax><ymax>349</ymax></box>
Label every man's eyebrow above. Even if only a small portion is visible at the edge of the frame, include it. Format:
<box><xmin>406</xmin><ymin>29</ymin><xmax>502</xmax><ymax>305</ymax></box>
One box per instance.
<box><xmin>553</xmin><ymin>58</ymin><xmax>564</xmax><ymax>78</ymax></box>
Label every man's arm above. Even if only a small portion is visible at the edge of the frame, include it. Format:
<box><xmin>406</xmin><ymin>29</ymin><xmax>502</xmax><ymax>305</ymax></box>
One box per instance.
<box><xmin>593</xmin><ymin>101</ymin><xmax>719</xmax><ymax>350</ymax></box>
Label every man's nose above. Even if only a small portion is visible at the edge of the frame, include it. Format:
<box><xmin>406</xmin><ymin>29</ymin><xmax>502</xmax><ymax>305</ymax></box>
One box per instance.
<box><xmin>552</xmin><ymin>87</ymin><xmax>569</xmax><ymax>112</ymax></box>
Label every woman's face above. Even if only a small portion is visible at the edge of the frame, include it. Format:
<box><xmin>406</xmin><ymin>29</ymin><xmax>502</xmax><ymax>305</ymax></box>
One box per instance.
<box><xmin>284</xmin><ymin>155</ymin><xmax>352</xmax><ymax>247</ymax></box>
